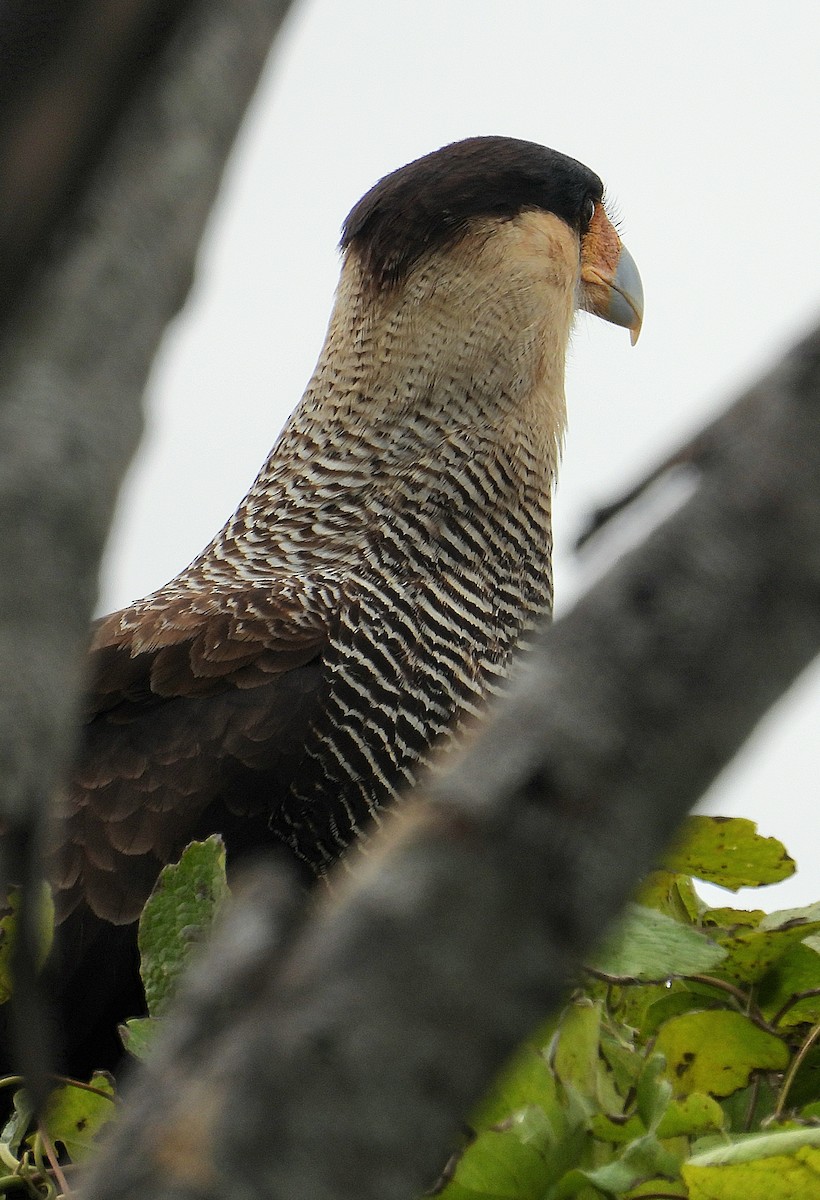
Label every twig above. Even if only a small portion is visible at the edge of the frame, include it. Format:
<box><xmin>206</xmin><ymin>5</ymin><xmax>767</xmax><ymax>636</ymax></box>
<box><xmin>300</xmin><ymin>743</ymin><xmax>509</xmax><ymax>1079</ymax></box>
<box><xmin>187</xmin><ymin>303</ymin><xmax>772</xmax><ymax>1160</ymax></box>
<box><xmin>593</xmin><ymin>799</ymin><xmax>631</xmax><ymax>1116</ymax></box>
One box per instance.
<box><xmin>771</xmin><ymin>988</ymin><xmax>820</xmax><ymax>1030</ymax></box>
<box><xmin>773</xmin><ymin>1024</ymin><xmax>820</xmax><ymax>1120</ymax></box>
<box><xmin>36</xmin><ymin>1130</ymin><xmax>68</xmax><ymax>1200</ymax></box>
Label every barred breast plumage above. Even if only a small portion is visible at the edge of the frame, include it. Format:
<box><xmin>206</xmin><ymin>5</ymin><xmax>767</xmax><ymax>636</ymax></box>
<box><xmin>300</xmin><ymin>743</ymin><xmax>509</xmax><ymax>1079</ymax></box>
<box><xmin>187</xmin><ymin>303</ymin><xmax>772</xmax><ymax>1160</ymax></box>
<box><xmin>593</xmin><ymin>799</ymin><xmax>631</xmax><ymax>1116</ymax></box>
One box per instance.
<box><xmin>44</xmin><ymin>136</ymin><xmax>642</xmax><ymax>1073</ymax></box>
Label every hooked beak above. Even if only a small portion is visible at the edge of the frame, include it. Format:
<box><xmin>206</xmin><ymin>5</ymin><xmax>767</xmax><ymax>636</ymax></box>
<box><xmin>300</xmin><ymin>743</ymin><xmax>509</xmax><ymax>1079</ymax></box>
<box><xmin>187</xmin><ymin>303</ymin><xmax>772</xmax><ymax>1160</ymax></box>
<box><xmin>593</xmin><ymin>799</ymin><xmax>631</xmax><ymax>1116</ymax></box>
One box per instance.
<box><xmin>579</xmin><ymin>203</ymin><xmax>644</xmax><ymax>345</ymax></box>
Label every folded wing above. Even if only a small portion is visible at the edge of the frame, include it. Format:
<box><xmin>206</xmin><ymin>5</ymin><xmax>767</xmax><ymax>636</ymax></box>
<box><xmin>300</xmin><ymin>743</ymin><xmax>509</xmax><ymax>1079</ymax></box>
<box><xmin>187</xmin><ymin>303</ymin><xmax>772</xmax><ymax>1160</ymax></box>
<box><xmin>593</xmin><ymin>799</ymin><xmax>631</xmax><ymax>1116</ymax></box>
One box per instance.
<box><xmin>51</xmin><ymin>584</ymin><xmax>331</xmax><ymax>925</ymax></box>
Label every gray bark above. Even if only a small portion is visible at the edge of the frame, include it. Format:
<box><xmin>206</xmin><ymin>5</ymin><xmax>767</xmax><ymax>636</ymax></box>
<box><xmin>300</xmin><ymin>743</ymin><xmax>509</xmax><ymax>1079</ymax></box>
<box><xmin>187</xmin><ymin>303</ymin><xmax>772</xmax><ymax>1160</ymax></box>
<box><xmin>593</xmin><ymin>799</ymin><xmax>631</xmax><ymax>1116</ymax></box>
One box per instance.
<box><xmin>0</xmin><ymin>1</ymin><xmax>196</xmax><ymax>318</ymax></box>
<box><xmin>0</xmin><ymin>0</ymin><xmax>296</xmax><ymax>1095</ymax></box>
<box><xmin>79</xmin><ymin>323</ymin><xmax>820</xmax><ymax>1199</ymax></box>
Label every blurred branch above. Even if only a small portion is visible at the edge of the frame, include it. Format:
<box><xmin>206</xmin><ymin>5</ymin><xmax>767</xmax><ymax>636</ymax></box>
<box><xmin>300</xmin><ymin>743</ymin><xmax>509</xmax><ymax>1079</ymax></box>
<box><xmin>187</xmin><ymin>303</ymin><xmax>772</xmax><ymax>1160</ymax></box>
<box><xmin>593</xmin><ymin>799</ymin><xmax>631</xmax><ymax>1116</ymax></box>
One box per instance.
<box><xmin>81</xmin><ymin>323</ymin><xmax>820</xmax><ymax>1200</ymax></box>
<box><xmin>0</xmin><ymin>0</ymin><xmax>297</xmax><ymax>1101</ymax></box>
<box><xmin>0</xmin><ymin>0</ymin><xmax>197</xmax><ymax>325</ymax></box>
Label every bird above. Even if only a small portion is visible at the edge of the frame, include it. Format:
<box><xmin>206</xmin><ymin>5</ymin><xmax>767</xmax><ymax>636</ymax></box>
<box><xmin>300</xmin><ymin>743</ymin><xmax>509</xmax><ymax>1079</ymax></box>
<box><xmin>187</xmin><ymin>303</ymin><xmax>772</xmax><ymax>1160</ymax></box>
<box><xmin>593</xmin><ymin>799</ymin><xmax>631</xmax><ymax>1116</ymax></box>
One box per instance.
<box><xmin>41</xmin><ymin>135</ymin><xmax>642</xmax><ymax>1074</ymax></box>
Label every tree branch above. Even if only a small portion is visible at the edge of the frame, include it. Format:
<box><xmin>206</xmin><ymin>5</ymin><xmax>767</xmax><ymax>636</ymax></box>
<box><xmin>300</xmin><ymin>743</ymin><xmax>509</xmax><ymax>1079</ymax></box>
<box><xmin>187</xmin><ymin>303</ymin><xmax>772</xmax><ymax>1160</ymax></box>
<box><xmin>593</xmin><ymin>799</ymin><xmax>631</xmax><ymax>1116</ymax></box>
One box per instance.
<box><xmin>0</xmin><ymin>1</ymin><xmax>201</xmax><ymax>324</ymax></box>
<box><xmin>0</xmin><ymin>0</ymin><xmax>296</xmax><ymax>1100</ymax></box>
<box><xmin>80</xmin><ymin>323</ymin><xmax>820</xmax><ymax>1199</ymax></box>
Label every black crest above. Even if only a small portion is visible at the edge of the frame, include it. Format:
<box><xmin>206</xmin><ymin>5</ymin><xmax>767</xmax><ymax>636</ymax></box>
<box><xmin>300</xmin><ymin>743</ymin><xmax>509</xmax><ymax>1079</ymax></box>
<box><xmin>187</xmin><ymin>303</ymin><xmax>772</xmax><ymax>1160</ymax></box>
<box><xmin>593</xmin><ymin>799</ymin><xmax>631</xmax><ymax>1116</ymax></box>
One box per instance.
<box><xmin>341</xmin><ymin>136</ymin><xmax>603</xmax><ymax>287</ymax></box>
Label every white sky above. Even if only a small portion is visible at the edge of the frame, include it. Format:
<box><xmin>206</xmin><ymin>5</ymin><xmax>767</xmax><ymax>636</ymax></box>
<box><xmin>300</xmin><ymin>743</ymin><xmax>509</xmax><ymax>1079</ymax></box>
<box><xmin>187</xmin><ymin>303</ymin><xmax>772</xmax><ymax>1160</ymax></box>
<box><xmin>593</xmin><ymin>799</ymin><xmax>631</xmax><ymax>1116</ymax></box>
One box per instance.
<box><xmin>102</xmin><ymin>0</ymin><xmax>820</xmax><ymax>908</ymax></box>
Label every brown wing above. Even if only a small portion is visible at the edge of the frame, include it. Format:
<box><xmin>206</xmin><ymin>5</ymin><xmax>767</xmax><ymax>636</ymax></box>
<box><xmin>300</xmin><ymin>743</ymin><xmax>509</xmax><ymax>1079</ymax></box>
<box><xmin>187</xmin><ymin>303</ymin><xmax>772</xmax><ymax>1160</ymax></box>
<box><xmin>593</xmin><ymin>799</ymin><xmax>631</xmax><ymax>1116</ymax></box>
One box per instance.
<box><xmin>51</xmin><ymin>584</ymin><xmax>331</xmax><ymax>925</ymax></box>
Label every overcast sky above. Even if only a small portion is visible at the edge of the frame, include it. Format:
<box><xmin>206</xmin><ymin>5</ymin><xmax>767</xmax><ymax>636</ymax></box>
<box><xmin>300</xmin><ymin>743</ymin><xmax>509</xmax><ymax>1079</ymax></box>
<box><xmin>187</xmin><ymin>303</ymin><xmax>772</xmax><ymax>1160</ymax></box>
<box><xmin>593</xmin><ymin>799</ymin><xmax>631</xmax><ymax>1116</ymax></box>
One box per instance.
<box><xmin>101</xmin><ymin>0</ymin><xmax>820</xmax><ymax>908</ymax></box>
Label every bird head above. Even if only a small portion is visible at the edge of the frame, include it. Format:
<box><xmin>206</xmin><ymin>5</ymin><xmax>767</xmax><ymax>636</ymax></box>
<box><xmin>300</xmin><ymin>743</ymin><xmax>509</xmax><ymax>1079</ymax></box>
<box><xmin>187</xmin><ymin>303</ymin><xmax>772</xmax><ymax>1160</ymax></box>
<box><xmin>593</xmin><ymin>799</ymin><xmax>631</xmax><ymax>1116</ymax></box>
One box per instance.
<box><xmin>341</xmin><ymin>135</ymin><xmax>643</xmax><ymax>346</ymax></box>
<box><xmin>262</xmin><ymin>136</ymin><xmax>643</xmax><ymax>529</ymax></box>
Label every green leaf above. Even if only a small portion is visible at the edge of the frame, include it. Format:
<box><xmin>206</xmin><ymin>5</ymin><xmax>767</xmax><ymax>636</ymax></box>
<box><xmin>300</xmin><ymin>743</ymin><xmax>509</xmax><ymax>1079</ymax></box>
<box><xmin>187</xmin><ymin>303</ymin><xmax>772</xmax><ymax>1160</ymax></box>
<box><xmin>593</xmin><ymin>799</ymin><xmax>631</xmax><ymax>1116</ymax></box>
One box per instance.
<box><xmin>635</xmin><ymin>1053</ymin><xmax>673</xmax><ymax>1131</ymax></box>
<box><xmin>439</xmin><ymin>1105</ymin><xmax>589</xmax><ymax>1200</ymax></box>
<box><xmin>599</xmin><ymin>1027</ymin><xmax>643</xmax><ymax>1094</ymax></box>
<box><xmin>664</xmin><ymin>817</ymin><xmax>794</xmax><ymax>890</ymax></box>
<box><xmin>623</xmin><ymin>1181</ymin><xmax>687</xmax><ymax>1198</ymax></box>
<box><xmin>655</xmin><ymin>1010</ymin><xmax>789</xmax><ymax>1097</ymax></box>
<box><xmin>137</xmin><ymin>836</ymin><xmax>229</xmax><ymax>1018</ymax></box>
<box><xmin>472</xmin><ymin>1048</ymin><xmax>558</xmax><ymax>1132</ymax></box>
<box><xmin>655</xmin><ymin>1093</ymin><xmax>725</xmax><ymax>1138</ymax></box>
<box><xmin>641</xmin><ymin>985</ymin><xmax>716</xmax><ymax>1035</ymax></box>
<box><xmin>757</xmin><ymin>942</ymin><xmax>820</xmax><ymax>1027</ymax></box>
<box><xmin>783</xmin><ymin>1041</ymin><xmax>820</xmax><ymax>1111</ymax></box>
<box><xmin>713</xmin><ymin>922</ymin><xmax>820</xmax><ymax>987</ymax></box>
<box><xmin>684</xmin><ymin>1145</ymin><xmax>820</xmax><ymax>1200</ymax></box>
<box><xmin>636</xmin><ymin>871</ymin><xmax>701</xmax><ymax>922</ymax></box>
<box><xmin>589</xmin><ymin>1111</ymin><xmax>644</xmax><ymax>1145</ymax></box>
<box><xmin>440</xmin><ymin>1132</ymin><xmax>546</xmax><ymax>1199</ymax></box>
<box><xmin>760</xmin><ymin>903</ymin><xmax>820</xmax><ymax>930</ymax></box>
<box><xmin>720</xmin><ymin>1076</ymin><xmax>780</xmax><ymax>1133</ymax></box>
<box><xmin>687</xmin><ymin>1126</ymin><xmax>820</xmax><ymax>1167</ymax></box>
<box><xmin>42</xmin><ymin>1073</ymin><xmax>116</xmax><ymax>1162</ymax></box>
<box><xmin>552</xmin><ymin>1001</ymin><xmax>602</xmax><ymax>1102</ymax></box>
<box><xmin>0</xmin><ymin>885</ymin><xmax>54</xmax><ymax>1004</ymax></box>
<box><xmin>594</xmin><ymin>904</ymin><xmax>726</xmax><ymax>981</ymax></box>
<box><xmin>118</xmin><ymin>1017</ymin><xmax>161</xmax><ymax>1061</ymax></box>
<box><xmin>702</xmin><ymin>907</ymin><xmax>766</xmax><ymax>930</ymax></box>
<box><xmin>0</xmin><ymin>1088</ymin><xmax>34</xmax><ymax>1160</ymax></box>
<box><xmin>551</xmin><ymin>1133</ymin><xmax>680</xmax><ymax>1198</ymax></box>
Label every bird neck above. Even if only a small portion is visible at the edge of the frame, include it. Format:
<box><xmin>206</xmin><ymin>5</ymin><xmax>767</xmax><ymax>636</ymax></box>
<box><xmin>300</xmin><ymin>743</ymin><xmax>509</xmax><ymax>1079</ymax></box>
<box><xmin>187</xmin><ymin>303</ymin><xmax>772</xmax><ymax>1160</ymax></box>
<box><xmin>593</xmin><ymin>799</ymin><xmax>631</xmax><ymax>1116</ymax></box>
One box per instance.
<box><xmin>214</xmin><ymin>226</ymin><xmax>575</xmax><ymax>576</ymax></box>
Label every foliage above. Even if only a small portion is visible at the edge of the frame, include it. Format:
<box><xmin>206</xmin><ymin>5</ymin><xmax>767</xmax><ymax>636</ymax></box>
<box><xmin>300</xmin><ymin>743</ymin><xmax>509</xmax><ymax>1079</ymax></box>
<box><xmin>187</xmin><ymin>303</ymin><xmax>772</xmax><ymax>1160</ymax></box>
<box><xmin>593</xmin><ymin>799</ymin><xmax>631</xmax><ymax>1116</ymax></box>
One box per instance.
<box><xmin>0</xmin><ymin>1073</ymin><xmax>115</xmax><ymax>1197</ymax></box>
<box><xmin>0</xmin><ymin>838</ymin><xmax>226</xmax><ymax>1197</ymax></box>
<box><xmin>0</xmin><ymin>820</ymin><xmax>817</xmax><ymax>1198</ymax></box>
<box><xmin>434</xmin><ymin>817</ymin><xmax>820</xmax><ymax>1200</ymax></box>
<box><xmin>0</xmin><ymin>886</ymin><xmax>54</xmax><ymax>1006</ymax></box>
<box><xmin>120</xmin><ymin>834</ymin><xmax>229</xmax><ymax>1059</ymax></box>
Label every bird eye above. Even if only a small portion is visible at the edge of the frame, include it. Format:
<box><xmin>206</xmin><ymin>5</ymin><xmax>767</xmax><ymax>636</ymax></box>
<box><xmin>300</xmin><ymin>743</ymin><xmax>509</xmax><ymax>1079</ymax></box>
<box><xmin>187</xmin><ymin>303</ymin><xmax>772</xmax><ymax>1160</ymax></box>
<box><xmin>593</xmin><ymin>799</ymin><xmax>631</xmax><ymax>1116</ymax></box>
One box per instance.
<box><xmin>582</xmin><ymin>196</ymin><xmax>596</xmax><ymax>232</ymax></box>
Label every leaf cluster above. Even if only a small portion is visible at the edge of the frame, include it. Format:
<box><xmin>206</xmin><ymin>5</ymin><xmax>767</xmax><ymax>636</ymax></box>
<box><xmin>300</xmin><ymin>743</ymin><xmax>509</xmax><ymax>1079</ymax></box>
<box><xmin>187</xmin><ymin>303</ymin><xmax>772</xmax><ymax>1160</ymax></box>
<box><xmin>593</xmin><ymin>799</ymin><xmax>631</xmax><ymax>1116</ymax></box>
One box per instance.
<box><xmin>436</xmin><ymin>817</ymin><xmax>820</xmax><ymax>1199</ymax></box>
<box><xmin>0</xmin><ymin>836</ymin><xmax>227</xmax><ymax>1197</ymax></box>
<box><xmin>0</xmin><ymin>822</ymin><xmax>818</xmax><ymax>1198</ymax></box>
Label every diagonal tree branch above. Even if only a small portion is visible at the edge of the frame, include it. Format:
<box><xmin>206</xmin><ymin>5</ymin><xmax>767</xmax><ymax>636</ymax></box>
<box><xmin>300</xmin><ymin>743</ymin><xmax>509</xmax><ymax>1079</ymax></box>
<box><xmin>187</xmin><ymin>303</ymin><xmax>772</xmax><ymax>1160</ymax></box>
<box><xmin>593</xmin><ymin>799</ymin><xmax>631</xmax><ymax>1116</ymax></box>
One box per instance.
<box><xmin>79</xmin><ymin>322</ymin><xmax>820</xmax><ymax>1200</ymax></box>
<box><xmin>0</xmin><ymin>0</ymin><xmax>297</xmax><ymax>1100</ymax></box>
